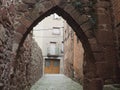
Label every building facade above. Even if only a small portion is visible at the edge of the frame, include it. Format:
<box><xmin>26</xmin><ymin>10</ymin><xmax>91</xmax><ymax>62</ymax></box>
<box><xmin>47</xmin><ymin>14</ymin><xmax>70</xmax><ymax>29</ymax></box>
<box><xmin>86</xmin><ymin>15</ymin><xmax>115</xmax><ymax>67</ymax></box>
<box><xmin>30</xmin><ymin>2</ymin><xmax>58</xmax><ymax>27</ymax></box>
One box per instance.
<box><xmin>33</xmin><ymin>13</ymin><xmax>64</xmax><ymax>74</ymax></box>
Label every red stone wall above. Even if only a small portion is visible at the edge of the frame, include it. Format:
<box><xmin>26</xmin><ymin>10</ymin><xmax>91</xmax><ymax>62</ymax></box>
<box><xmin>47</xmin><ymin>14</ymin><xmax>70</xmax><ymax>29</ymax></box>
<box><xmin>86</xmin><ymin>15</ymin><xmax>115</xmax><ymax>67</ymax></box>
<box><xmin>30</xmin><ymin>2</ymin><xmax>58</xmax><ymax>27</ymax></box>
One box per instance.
<box><xmin>63</xmin><ymin>22</ymin><xmax>84</xmax><ymax>84</ymax></box>
<box><xmin>111</xmin><ymin>0</ymin><xmax>120</xmax><ymax>82</ymax></box>
<box><xmin>63</xmin><ymin>0</ymin><xmax>120</xmax><ymax>85</ymax></box>
<box><xmin>73</xmin><ymin>34</ymin><xmax>84</xmax><ymax>84</ymax></box>
<box><xmin>90</xmin><ymin>0</ymin><xmax>119</xmax><ymax>84</ymax></box>
<box><xmin>111</xmin><ymin>0</ymin><xmax>120</xmax><ymax>26</ymax></box>
<box><xmin>64</xmin><ymin>24</ymin><xmax>74</xmax><ymax>79</ymax></box>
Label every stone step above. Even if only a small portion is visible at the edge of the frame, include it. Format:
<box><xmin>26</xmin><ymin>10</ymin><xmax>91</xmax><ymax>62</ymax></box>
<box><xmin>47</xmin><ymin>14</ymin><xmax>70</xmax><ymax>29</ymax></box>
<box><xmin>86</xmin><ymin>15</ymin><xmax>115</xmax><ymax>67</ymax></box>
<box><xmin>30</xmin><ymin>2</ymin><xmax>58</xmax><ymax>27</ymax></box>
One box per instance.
<box><xmin>103</xmin><ymin>84</ymin><xmax>120</xmax><ymax>90</ymax></box>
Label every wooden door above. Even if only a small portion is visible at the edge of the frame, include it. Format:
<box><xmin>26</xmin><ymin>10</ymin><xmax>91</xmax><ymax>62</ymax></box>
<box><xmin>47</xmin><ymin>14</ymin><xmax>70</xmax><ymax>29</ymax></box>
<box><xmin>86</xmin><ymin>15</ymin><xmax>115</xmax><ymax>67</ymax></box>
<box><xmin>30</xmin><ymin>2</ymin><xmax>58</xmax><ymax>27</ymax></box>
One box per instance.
<box><xmin>44</xmin><ymin>59</ymin><xmax>60</xmax><ymax>74</ymax></box>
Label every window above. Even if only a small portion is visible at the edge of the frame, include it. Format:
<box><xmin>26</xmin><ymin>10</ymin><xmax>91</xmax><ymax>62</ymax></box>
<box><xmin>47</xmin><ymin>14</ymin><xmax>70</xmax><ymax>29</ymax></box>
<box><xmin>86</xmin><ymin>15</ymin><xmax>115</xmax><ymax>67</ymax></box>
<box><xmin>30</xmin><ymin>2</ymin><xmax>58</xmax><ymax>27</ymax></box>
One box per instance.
<box><xmin>52</xmin><ymin>27</ymin><xmax>60</xmax><ymax>35</ymax></box>
<box><xmin>45</xmin><ymin>60</ymin><xmax>50</xmax><ymax>67</ymax></box>
<box><xmin>54</xmin><ymin>60</ymin><xmax>60</xmax><ymax>67</ymax></box>
<box><xmin>49</xmin><ymin>42</ymin><xmax>57</xmax><ymax>55</ymax></box>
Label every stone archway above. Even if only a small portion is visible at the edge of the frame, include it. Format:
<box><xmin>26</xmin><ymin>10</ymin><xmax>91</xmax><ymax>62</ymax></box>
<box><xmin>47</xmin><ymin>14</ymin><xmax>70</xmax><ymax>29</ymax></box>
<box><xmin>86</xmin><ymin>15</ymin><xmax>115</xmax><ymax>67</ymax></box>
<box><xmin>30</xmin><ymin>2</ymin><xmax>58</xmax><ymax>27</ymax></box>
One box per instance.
<box><xmin>14</xmin><ymin>1</ymin><xmax>102</xmax><ymax>90</ymax></box>
<box><xmin>0</xmin><ymin>0</ymin><xmax>117</xmax><ymax>90</ymax></box>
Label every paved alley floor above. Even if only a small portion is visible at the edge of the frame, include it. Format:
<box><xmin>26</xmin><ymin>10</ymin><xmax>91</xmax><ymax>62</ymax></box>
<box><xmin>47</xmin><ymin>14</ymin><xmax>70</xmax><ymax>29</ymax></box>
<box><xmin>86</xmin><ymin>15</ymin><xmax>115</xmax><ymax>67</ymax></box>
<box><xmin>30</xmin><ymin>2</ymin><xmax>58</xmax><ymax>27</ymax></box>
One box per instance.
<box><xmin>30</xmin><ymin>74</ymin><xmax>83</xmax><ymax>90</ymax></box>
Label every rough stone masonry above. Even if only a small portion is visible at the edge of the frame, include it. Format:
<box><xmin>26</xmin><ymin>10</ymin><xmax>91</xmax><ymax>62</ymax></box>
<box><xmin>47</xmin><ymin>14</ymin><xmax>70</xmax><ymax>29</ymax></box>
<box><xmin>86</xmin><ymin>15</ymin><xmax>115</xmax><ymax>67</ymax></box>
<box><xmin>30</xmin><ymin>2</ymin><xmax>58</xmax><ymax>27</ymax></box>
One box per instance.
<box><xmin>0</xmin><ymin>0</ymin><xmax>120</xmax><ymax>90</ymax></box>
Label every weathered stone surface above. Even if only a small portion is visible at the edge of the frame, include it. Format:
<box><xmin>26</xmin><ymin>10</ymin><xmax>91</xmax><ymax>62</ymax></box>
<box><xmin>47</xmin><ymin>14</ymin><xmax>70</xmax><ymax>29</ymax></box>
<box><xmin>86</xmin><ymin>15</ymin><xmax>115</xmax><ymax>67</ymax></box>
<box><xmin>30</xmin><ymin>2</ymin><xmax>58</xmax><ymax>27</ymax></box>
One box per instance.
<box><xmin>111</xmin><ymin>0</ymin><xmax>120</xmax><ymax>25</ymax></box>
<box><xmin>63</xmin><ymin>23</ymin><xmax>85</xmax><ymax>84</ymax></box>
<box><xmin>0</xmin><ymin>40</ymin><xmax>2</xmax><ymax>46</ymax></box>
<box><xmin>0</xmin><ymin>25</ymin><xmax>6</xmax><ymax>42</ymax></box>
<box><xmin>96</xmin><ymin>62</ymin><xmax>116</xmax><ymax>79</ymax></box>
<box><xmin>93</xmin><ymin>53</ymin><xmax>104</xmax><ymax>62</ymax></box>
<box><xmin>63</xmin><ymin>26</ymin><xmax>74</xmax><ymax>79</ymax></box>
<box><xmin>22</xmin><ymin>0</ymin><xmax>37</xmax><ymax>5</ymax></box>
<box><xmin>0</xmin><ymin>14</ymin><xmax>43</xmax><ymax>90</ymax></box>
<box><xmin>103</xmin><ymin>46</ymin><xmax>117</xmax><ymax>62</ymax></box>
<box><xmin>14</xmin><ymin>35</ymin><xmax>43</xmax><ymax>90</ymax></box>
<box><xmin>14</xmin><ymin>32</ymin><xmax>22</xmax><ymax>43</ymax></box>
<box><xmin>16</xmin><ymin>24</ymin><xmax>27</xmax><ymax>34</ymax></box>
<box><xmin>0</xmin><ymin>82</ymin><xmax>4</xmax><ymax>90</ymax></box>
<box><xmin>0</xmin><ymin>0</ymin><xmax>119</xmax><ymax>90</ymax></box>
<box><xmin>16</xmin><ymin>3</ymin><xmax>28</xmax><ymax>12</ymax></box>
<box><xmin>19</xmin><ymin>17</ymin><xmax>32</xmax><ymax>28</ymax></box>
<box><xmin>98</xmin><ymin>14</ymin><xmax>111</xmax><ymax>25</ymax></box>
<box><xmin>90</xmin><ymin>44</ymin><xmax>102</xmax><ymax>52</ymax></box>
<box><xmin>96</xmin><ymin>30</ymin><xmax>114</xmax><ymax>45</ymax></box>
<box><xmin>84</xmin><ymin>78</ymin><xmax>103</xmax><ymax>90</ymax></box>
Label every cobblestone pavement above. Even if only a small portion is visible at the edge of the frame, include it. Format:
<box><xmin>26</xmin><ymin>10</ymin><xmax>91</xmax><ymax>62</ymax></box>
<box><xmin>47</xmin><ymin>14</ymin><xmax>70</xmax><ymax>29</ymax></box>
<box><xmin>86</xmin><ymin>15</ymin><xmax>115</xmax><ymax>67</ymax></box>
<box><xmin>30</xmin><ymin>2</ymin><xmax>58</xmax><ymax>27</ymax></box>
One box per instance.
<box><xmin>30</xmin><ymin>74</ymin><xmax>83</xmax><ymax>90</ymax></box>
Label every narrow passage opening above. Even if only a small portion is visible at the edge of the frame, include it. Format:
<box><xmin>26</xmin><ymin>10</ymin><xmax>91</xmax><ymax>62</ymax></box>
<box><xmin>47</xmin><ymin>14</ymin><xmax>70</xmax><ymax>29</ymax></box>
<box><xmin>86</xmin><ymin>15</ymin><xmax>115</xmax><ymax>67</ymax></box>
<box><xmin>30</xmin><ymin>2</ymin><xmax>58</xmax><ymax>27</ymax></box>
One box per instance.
<box><xmin>27</xmin><ymin>13</ymin><xmax>84</xmax><ymax>90</ymax></box>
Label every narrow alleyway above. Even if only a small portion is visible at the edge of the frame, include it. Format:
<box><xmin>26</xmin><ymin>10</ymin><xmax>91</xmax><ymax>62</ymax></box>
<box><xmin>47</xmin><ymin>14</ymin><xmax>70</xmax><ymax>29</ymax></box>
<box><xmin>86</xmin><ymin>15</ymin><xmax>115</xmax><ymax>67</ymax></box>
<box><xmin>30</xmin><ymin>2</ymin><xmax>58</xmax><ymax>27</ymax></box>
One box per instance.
<box><xmin>30</xmin><ymin>74</ymin><xmax>83</xmax><ymax>90</ymax></box>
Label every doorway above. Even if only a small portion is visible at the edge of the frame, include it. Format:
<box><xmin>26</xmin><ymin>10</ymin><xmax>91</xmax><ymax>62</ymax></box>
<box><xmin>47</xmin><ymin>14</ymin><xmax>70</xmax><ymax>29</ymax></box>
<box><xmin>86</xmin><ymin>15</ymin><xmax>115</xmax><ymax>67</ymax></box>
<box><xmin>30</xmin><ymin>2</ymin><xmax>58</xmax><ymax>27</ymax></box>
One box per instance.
<box><xmin>44</xmin><ymin>59</ymin><xmax>60</xmax><ymax>74</ymax></box>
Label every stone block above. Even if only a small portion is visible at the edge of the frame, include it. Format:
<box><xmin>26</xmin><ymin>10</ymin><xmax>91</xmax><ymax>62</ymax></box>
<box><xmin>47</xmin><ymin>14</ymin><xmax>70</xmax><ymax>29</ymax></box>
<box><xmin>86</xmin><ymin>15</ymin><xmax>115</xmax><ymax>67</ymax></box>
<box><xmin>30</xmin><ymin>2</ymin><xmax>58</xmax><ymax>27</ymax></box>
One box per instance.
<box><xmin>42</xmin><ymin>1</ymin><xmax>54</xmax><ymax>10</ymax></box>
<box><xmin>0</xmin><ymin>46</ymin><xmax>4</xmax><ymax>53</ymax></box>
<box><xmin>96</xmin><ymin>62</ymin><xmax>115</xmax><ymax>79</ymax></box>
<box><xmin>84</xmin><ymin>30</ymin><xmax>94</xmax><ymax>39</ymax></box>
<box><xmin>0</xmin><ymin>82</ymin><xmax>4</xmax><ymax>90</ymax></box>
<box><xmin>8</xmin><ymin>4</ymin><xmax>15</xmax><ymax>15</ymax></box>
<box><xmin>0</xmin><ymin>40</ymin><xmax>2</xmax><ymax>46</ymax></box>
<box><xmin>103</xmin><ymin>46</ymin><xmax>117</xmax><ymax>62</ymax></box>
<box><xmin>14</xmin><ymin>32</ymin><xmax>22</xmax><ymax>43</ymax></box>
<box><xmin>97</xmin><ymin>13</ymin><xmax>111</xmax><ymax>25</ymax></box>
<box><xmin>19</xmin><ymin>17</ymin><xmax>32</xmax><ymax>28</ymax></box>
<box><xmin>57</xmin><ymin>1</ymin><xmax>67</xmax><ymax>9</ymax></box>
<box><xmin>79</xmin><ymin>15</ymin><xmax>89</xmax><ymax>25</ymax></box>
<box><xmin>95</xmin><ymin>1</ymin><xmax>110</xmax><ymax>9</ymax></box>
<box><xmin>93</xmin><ymin>52</ymin><xmax>104</xmax><ymax>62</ymax></box>
<box><xmin>88</xmin><ymin>38</ymin><xmax>97</xmax><ymax>44</ymax></box>
<box><xmin>90</xmin><ymin>43</ymin><xmax>103</xmax><ymax>52</ymax></box>
<box><xmin>96</xmin><ymin>30</ymin><xmax>114</xmax><ymax>45</ymax></box>
<box><xmin>22</xmin><ymin>0</ymin><xmax>36</xmax><ymax>5</ymax></box>
<box><xmin>17</xmin><ymin>3</ymin><xmax>28</xmax><ymax>12</ymax></box>
<box><xmin>16</xmin><ymin>24</ymin><xmax>27</xmax><ymax>34</ymax></box>
<box><xmin>84</xmin><ymin>78</ymin><xmax>103</xmax><ymax>90</ymax></box>
<box><xmin>70</xmin><ymin>10</ymin><xmax>81</xmax><ymax>24</ymax></box>
<box><xmin>98</xmin><ymin>24</ymin><xmax>112</xmax><ymax>31</ymax></box>
<box><xmin>64</xmin><ymin>4</ymin><xmax>75</xmax><ymax>16</ymax></box>
<box><xmin>30</xmin><ymin>6</ymin><xmax>42</xmax><ymax>21</ymax></box>
<box><xmin>12</xmin><ymin>43</ymin><xmax>19</xmax><ymax>53</ymax></box>
<box><xmin>0</xmin><ymin>25</ymin><xmax>6</xmax><ymax>42</ymax></box>
<box><xmin>81</xmin><ymin>21</ymin><xmax>92</xmax><ymax>32</ymax></box>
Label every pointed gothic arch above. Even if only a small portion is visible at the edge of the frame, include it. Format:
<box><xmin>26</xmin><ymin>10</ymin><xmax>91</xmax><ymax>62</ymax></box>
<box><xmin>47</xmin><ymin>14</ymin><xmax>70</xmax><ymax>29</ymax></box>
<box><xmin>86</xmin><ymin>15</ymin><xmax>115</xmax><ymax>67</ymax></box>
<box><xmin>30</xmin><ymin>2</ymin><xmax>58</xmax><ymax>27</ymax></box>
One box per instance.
<box><xmin>14</xmin><ymin>1</ymin><xmax>103</xmax><ymax>90</ymax></box>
